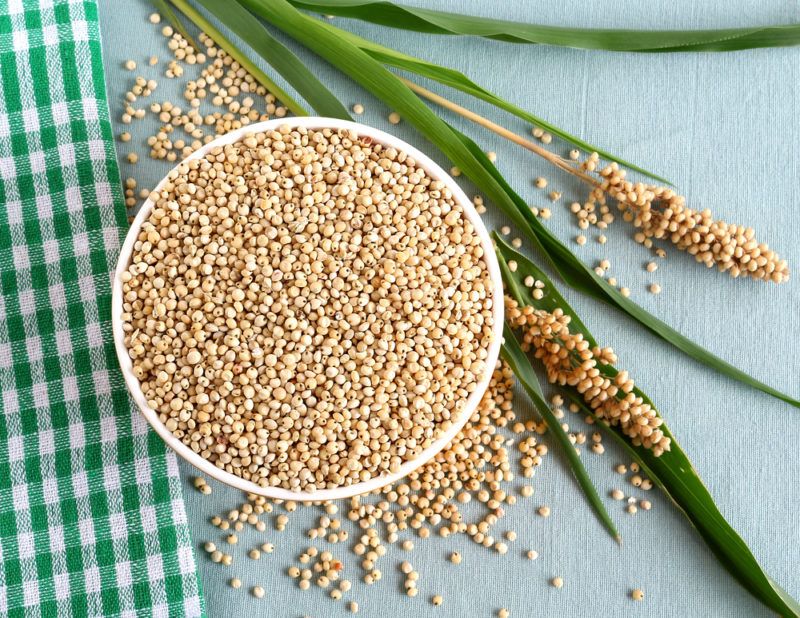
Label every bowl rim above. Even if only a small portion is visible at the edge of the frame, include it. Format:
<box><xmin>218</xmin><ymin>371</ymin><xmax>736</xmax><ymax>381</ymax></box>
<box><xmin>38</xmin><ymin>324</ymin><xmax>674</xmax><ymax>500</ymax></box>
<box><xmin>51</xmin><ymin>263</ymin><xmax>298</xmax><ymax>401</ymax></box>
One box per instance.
<box><xmin>111</xmin><ymin>116</ymin><xmax>504</xmax><ymax>501</ymax></box>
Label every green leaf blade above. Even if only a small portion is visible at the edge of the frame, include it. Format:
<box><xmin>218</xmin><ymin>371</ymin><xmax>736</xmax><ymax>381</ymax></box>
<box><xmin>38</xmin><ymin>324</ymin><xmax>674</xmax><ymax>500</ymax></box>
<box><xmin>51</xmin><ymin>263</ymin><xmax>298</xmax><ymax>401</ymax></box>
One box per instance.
<box><xmin>311</xmin><ymin>19</ymin><xmax>669</xmax><ymax>183</ymax></box>
<box><xmin>501</xmin><ymin>327</ymin><xmax>621</xmax><ymax>543</ymax></box>
<box><xmin>570</xmin><ymin>397</ymin><xmax>800</xmax><ymax>617</ymax></box>
<box><xmin>501</xmin><ymin>247</ymin><xmax>800</xmax><ymax>616</ymax></box>
<box><xmin>290</xmin><ymin>0</ymin><xmax>800</xmax><ymax>53</ymax></box>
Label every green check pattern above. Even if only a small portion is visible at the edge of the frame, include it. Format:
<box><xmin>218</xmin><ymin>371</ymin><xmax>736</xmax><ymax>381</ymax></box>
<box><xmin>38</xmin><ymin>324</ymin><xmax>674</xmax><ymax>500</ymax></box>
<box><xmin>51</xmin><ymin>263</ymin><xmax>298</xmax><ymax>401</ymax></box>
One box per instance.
<box><xmin>0</xmin><ymin>1</ymin><xmax>203</xmax><ymax>616</ymax></box>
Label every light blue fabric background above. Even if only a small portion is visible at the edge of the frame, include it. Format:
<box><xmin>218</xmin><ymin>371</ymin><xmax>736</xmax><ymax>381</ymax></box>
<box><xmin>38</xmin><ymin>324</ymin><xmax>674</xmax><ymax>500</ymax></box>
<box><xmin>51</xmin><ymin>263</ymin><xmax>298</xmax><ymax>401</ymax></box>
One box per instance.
<box><xmin>99</xmin><ymin>1</ymin><xmax>800</xmax><ymax>616</ymax></box>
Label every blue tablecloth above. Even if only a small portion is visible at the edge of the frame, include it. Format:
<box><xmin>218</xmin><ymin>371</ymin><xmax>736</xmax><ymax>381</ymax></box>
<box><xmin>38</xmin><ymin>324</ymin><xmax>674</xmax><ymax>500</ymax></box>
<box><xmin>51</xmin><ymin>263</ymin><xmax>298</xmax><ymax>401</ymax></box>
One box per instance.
<box><xmin>99</xmin><ymin>1</ymin><xmax>800</xmax><ymax>615</ymax></box>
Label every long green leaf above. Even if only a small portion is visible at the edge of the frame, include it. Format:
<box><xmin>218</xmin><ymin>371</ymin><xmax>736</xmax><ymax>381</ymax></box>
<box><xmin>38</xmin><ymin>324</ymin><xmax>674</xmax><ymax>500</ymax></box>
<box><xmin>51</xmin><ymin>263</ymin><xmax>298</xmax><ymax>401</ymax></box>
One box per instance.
<box><xmin>500</xmin><ymin>326</ymin><xmax>620</xmax><ymax>543</ymax></box>
<box><xmin>290</xmin><ymin>0</ymin><xmax>800</xmax><ymax>52</ymax></box>
<box><xmin>245</xmin><ymin>0</ymin><xmax>799</xmax><ymax>410</ymax></box>
<box><xmin>194</xmin><ymin>0</ymin><xmax>351</xmax><ymax>119</ymax></box>
<box><xmin>501</xmin><ymin>243</ymin><xmax>800</xmax><ymax>617</ymax></box>
<box><xmin>311</xmin><ymin>19</ymin><xmax>668</xmax><ymax>183</ymax></box>
<box><xmin>169</xmin><ymin>0</ymin><xmax>308</xmax><ymax>116</ymax></box>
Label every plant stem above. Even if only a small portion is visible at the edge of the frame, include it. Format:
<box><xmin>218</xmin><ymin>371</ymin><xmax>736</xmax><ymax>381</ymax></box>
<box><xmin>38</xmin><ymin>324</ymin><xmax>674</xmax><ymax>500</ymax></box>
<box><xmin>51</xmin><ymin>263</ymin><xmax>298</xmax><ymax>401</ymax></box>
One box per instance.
<box><xmin>399</xmin><ymin>76</ymin><xmax>600</xmax><ymax>188</ymax></box>
<box><xmin>168</xmin><ymin>0</ymin><xmax>309</xmax><ymax>116</ymax></box>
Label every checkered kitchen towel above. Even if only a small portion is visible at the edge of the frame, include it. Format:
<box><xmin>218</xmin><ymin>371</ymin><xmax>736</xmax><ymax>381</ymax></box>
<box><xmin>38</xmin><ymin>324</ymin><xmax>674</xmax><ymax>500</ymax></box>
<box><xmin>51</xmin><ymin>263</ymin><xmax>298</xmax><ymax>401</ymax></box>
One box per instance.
<box><xmin>0</xmin><ymin>1</ymin><xmax>203</xmax><ymax>616</ymax></box>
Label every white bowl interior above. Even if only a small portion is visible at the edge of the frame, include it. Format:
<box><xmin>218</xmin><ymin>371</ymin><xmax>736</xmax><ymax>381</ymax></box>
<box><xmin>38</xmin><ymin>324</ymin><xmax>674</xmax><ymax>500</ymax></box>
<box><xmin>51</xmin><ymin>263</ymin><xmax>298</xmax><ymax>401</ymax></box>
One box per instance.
<box><xmin>112</xmin><ymin>117</ymin><xmax>504</xmax><ymax>501</ymax></box>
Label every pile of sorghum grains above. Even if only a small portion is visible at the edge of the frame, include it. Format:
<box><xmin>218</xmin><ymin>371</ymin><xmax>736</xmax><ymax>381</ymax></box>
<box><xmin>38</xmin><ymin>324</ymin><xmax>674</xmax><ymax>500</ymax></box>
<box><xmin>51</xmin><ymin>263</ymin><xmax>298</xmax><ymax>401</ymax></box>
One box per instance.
<box><xmin>120</xmin><ymin>125</ymin><xmax>495</xmax><ymax>492</ymax></box>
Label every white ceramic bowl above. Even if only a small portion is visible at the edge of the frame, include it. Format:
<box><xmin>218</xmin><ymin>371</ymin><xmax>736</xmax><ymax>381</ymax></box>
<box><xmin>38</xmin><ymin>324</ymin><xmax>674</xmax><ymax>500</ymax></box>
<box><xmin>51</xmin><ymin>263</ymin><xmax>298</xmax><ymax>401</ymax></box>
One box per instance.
<box><xmin>112</xmin><ymin>117</ymin><xmax>504</xmax><ymax>501</ymax></box>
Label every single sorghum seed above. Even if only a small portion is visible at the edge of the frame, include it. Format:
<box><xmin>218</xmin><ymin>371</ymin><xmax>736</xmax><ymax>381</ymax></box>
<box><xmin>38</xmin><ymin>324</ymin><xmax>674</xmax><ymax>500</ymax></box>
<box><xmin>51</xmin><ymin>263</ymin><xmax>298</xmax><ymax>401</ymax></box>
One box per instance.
<box><xmin>352</xmin><ymin>103</ymin><xmax>364</xmax><ymax>115</ymax></box>
<box><xmin>251</xmin><ymin>586</ymin><xmax>265</xmax><ymax>598</ymax></box>
<box><xmin>551</xmin><ymin>576</ymin><xmax>564</xmax><ymax>589</ymax></box>
<box><xmin>631</xmin><ymin>588</ymin><xmax>645</xmax><ymax>601</ymax></box>
<box><xmin>388</xmin><ymin>112</ymin><xmax>401</xmax><ymax>124</ymax></box>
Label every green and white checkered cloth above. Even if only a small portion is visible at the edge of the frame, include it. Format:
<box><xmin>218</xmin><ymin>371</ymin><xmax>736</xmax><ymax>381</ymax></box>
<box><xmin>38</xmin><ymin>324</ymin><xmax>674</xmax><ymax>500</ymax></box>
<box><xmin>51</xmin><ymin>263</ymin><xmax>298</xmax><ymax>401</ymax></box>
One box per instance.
<box><xmin>0</xmin><ymin>0</ymin><xmax>203</xmax><ymax>616</ymax></box>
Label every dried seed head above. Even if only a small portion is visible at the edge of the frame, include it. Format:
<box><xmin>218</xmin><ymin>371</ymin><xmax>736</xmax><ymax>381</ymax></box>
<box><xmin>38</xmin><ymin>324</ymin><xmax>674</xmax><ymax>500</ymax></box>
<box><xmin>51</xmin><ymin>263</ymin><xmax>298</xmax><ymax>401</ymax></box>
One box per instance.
<box><xmin>505</xmin><ymin>296</ymin><xmax>670</xmax><ymax>455</ymax></box>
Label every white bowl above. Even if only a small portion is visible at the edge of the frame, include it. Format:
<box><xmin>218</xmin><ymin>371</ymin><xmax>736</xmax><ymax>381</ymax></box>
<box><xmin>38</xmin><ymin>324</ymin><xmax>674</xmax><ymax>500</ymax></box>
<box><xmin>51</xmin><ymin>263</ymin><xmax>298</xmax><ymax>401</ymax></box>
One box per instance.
<box><xmin>112</xmin><ymin>117</ymin><xmax>504</xmax><ymax>501</ymax></box>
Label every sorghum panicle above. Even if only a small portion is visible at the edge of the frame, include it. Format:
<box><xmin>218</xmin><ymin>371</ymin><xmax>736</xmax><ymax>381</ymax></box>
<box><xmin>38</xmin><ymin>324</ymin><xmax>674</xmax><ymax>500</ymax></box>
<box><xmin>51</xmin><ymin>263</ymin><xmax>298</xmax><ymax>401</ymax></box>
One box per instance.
<box><xmin>505</xmin><ymin>296</ymin><xmax>671</xmax><ymax>455</ymax></box>
<box><xmin>579</xmin><ymin>158</ymin><xmax>788</xmax><ymax>283</ymax></box>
